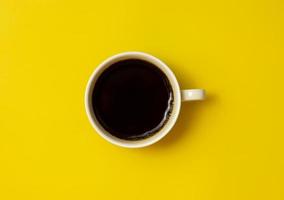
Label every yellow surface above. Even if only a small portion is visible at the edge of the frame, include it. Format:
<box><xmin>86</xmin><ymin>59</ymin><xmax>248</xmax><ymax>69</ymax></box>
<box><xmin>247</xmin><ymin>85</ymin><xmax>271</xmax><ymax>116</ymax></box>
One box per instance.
<box><xmin>0</xmin><ymin>0</ymin><xmax>283</xmax><ymax>199</ymax></box>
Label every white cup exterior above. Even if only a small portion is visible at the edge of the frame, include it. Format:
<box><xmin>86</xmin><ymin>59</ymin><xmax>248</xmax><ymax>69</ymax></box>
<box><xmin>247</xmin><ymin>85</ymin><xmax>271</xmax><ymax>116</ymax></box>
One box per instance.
<box><xmin>85</xmin><ymin>52</ymin><xmax>203</xmax><ymax>148</ymax></box>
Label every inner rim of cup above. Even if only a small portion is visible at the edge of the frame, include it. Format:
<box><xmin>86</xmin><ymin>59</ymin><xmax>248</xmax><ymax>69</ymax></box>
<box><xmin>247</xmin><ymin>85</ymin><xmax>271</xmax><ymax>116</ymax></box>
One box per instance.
<box><xmin>85</xmin><ymin>52</ymin><xmax>181</xmax><ymax>148</ymax></box>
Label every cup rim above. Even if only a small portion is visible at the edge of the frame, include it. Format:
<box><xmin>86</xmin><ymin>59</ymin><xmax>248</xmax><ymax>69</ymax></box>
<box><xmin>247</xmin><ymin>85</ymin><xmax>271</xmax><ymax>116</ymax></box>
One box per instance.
<box><xmin>85</xmin><ymin>51</ymin><xmax>181</xmax><ymax>148</ymax></box>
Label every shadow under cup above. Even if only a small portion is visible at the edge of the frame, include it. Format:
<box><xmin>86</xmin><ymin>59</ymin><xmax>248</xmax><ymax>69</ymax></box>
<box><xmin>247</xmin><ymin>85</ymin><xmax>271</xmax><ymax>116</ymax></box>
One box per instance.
<box><xmin>85</xmin><ymin>52</ymin><xmax>182</xmax><ymax>148</ymax></box>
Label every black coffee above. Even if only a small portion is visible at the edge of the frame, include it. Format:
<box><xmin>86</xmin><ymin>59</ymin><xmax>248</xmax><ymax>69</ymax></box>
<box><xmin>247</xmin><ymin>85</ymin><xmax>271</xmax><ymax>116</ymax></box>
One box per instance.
<box><xmin>92</xmin><ymin>59</ymin><xmax>173</xmax><ymax>140</ymax></box>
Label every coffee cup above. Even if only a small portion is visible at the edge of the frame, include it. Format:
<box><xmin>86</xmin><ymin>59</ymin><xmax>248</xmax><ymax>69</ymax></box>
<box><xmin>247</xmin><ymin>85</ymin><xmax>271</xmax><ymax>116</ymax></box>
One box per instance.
<box><xmin>85</xmin><ymin>52</ymin><xmax>205</xmax><ymax>148</ymax></box>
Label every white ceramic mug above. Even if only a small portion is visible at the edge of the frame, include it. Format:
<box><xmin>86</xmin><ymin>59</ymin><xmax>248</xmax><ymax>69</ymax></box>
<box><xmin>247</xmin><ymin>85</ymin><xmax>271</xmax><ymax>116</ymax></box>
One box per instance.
<box><xmin>85</xmin><ymin>52</ymin><xmax>205</xmax><ymax>148</ymax></box>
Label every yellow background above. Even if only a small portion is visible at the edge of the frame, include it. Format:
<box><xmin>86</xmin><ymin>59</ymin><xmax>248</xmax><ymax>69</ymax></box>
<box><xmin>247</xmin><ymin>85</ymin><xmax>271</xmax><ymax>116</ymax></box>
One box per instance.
<box><xmin>1</xmin><ymin>0</ymin><xmax>283</xmax><ymax>199</ymax></box>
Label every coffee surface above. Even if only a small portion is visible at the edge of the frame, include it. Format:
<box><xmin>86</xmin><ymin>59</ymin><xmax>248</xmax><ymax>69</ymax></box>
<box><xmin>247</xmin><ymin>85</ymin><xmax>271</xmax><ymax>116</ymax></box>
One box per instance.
<box><xmin>92</xmin><ymin>59</ymin><xmax>173</xmax><ymax>140</ymax></box>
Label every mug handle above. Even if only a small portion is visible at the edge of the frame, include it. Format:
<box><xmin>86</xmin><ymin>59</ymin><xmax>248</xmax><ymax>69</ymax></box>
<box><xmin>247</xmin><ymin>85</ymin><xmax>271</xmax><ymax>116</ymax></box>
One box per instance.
<box><xmin>181</xmin><ymin>89</ymin><xmax>206</xmax><ymax>102</ymax></box>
